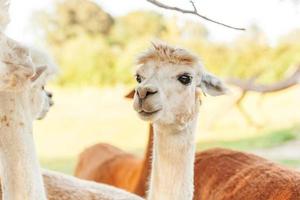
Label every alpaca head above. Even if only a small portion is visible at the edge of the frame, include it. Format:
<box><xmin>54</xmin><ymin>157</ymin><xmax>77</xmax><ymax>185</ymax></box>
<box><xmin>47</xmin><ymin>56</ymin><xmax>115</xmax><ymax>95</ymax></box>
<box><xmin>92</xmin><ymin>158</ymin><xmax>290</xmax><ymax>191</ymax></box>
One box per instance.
<box><xmin>0</xmin><ymin>33</ymin><xmax>57</xmax><ymax>120</ymax></box>
<box><xmin>133</xmin><ymin>42</ymin><xmax>228</xmax><ymax>126</ymax></box>
<box><xmin>29</xmin><ymin>46</ymin><xmax>57</xmax><ymax>120</ymax></box>
<box><xmin>29</xmin><ymin>71</ymin><xmax>54</xmax><ymax>120</ymax></box>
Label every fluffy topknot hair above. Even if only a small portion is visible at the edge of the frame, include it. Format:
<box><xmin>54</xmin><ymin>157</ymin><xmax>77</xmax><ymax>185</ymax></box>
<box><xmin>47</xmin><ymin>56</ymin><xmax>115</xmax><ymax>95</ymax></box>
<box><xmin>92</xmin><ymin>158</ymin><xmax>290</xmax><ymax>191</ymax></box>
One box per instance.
<box><xmin>137</xmin><ymin>41</ymin><xmax>199</xmax><ymax>66</ymax></box>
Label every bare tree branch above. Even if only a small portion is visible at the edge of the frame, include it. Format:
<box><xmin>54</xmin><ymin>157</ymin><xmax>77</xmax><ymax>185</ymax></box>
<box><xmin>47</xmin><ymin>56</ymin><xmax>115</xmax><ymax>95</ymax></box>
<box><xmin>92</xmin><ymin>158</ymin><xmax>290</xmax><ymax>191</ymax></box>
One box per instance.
<box><xmin>146</xmin><ymin>0</ymin><xmax>246</xmax><ymax>31</ymax></box>
<box><xmin>227</xmin><ymin>66</ymin><xmax>300</xmax><ymax>93</ymax></box>
<box><xmin>235</xmin><ymin>91</ymin><xmax>262</xmax><ymax>127</ymax></box>
<box><xmin>190</xmin><ymin>1</ymin><xmax>197</xmax><ymax>13</ymax></box>
<box><xmin>221</xmin><ymin>65</ymin><xmax>300</xmax><ymax>127</ymax></box>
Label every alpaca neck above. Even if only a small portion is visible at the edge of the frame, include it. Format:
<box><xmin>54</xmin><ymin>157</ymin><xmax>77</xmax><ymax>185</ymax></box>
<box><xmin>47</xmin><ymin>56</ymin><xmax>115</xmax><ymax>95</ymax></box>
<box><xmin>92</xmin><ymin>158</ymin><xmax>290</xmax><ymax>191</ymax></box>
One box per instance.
<box><xmin>0</xmin><ymin>91</ymin><xmax>47</xmax><ymax>200</ymax></box>
<box><xmin>148</xmin><ymin>119</ymin><xmax>197</xmax><ymax>200</ymax></box>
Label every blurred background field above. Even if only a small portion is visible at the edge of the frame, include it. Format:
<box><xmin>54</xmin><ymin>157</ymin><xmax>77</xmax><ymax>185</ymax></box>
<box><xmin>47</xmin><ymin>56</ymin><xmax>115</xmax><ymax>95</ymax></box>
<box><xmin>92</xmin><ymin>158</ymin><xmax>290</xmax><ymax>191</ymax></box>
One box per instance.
<box><xmin>6</xmin><ymin>0</ymin><xmax>300</xmax><ymax>174</ymax></box>
<box><xmin>35</xmin><ymin>85</ymin><xmax>300</xmax><ymax>174</ymax></box>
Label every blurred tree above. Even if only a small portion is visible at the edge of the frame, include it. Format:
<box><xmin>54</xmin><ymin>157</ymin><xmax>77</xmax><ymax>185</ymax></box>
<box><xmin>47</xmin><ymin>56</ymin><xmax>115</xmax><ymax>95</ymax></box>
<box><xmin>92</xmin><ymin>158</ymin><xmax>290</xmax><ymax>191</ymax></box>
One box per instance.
<box><xmin>36</xmin><ymin>0</ymin><xmax>113</xmax><ymax>46</ymax></box>
<box><xmin>31</xmin><ymin>1</ymin><xmax>300</xmax><ymax>87</ymax></box>
<box><xmin>56</xmin><ymin>35</ymin><xmax>118</xmax><ymax>86</ymax></box>
<box><xmin>230</xmin><ymin>25</ymin><xmax>300</xmax><ymax>83</ymax></box>
<box><xmin>109</xmin><ymin>11</ymin><xmax>166</xmax><ymax>46</ymax></box>
<box><xmin>109</xmin><ymin>12</ymin><xmax>168</xmax><ymax>84</ymax></box>
<box><xmin>181</xmin><ymin>21</ymin><xmax>209</xmax><ymax>41</ymax></box>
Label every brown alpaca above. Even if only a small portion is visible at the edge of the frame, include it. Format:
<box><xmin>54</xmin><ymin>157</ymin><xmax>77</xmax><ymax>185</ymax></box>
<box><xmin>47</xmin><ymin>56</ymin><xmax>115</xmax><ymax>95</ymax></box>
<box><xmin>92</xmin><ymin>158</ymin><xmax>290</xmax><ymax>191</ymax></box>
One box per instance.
<box><xmin>74</xmin><ymin>121</ymin><xmax>153</xmax><ymax>197</ymax></box>
<box><xmin>194</xmin><ymin>148</ymin><xmax>300</xmax><ymax>200</ymax></box>
<box><xmin>76</xmin><ymin>130</ymin><xmax>300</xmax><ymax>200</ymax></box>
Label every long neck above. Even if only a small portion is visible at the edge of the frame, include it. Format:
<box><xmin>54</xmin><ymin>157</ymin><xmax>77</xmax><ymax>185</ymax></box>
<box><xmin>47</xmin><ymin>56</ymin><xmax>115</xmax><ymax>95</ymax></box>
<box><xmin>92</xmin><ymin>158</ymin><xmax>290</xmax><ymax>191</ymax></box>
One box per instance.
<box><xmin>0</xmin><ymin>92</ymin><xmax>47</xmax><ymax>200</ymax></box>
<box><xmin>148</xmin><ymin>119</ymin><xmax>197</xmax><ymax>200</ymax></box>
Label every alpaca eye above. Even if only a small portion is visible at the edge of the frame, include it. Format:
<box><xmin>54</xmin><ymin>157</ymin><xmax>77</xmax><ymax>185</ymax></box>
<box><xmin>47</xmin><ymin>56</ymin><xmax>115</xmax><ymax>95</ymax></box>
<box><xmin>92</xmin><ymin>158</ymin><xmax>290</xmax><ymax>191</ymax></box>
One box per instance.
<box><xmin>136</xmin><ymin>74</ymin><xmax>142</xmax><ymax>83</ymax></box>
<box><xmin>178</xmin><ymin>74</ymin><xmax>192</xmax><ymax>85</ymax></box>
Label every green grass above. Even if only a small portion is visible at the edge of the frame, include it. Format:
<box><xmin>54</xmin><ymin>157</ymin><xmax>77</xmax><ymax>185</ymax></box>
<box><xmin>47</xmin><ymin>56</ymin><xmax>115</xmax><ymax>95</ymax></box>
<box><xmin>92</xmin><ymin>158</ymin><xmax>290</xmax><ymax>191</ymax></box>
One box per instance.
<box><xmin>197</xmin><ymin>127</ymin><xmax>299</xmax><ymax>151</ymax></box>
<box><xmin>279</xmin><ymin>159</ymin><xmax>300</xmax><ymax>168</ymax></box>
<box><xmin>40</xmin><ymin>157</ymin><xmax>77</xmax><ymax>175</ymax></box>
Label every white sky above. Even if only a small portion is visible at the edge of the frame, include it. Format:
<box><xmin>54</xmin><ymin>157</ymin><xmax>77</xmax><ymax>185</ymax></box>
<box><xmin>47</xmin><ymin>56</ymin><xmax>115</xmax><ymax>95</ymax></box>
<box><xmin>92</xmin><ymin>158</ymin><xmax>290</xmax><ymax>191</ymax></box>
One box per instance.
<box><xmin>6</xmin><ymin>0</ymin><xmax>300</xmax><ymax>45</ymax></box>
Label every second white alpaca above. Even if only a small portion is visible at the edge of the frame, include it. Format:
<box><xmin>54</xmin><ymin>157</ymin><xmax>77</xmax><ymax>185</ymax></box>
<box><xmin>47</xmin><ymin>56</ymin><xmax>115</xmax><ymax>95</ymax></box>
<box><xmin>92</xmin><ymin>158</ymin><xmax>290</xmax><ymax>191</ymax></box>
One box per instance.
<box><xmin>133</xmin><ymin>42</ymin><xmax>227</xmax><ymax>200</ymax></box>
<box><xmin>0</xmin><ymin>33</ymin><xmax>56</xmax><ymax>199</ymax></box>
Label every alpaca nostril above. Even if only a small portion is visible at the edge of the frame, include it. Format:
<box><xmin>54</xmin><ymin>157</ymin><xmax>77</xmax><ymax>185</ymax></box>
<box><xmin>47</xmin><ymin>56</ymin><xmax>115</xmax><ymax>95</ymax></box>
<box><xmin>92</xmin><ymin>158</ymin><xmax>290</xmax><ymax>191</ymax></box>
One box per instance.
<box><xmin>47</xmin><ymin>92</ymin><xmax>53</xmax><ymax>98</ymax></box>
<box><xmin>137</xmin><ymin>88</ymin><xmax>146</xmax><ymax>99</ymax></box>
<box><xmin>137</xmin><ymin>87</ymin><xmax>158</xmax><ymax>100</ymax></box>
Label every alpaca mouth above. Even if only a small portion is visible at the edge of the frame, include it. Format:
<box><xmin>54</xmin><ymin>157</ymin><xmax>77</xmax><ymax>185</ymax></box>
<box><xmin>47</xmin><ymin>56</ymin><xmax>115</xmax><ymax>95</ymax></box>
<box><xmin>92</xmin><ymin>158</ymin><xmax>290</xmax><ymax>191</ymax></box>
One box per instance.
<box><xmin>139</xmin><ymin>109</ymin><xmax>161</xmax><ymax>117</ymax></box>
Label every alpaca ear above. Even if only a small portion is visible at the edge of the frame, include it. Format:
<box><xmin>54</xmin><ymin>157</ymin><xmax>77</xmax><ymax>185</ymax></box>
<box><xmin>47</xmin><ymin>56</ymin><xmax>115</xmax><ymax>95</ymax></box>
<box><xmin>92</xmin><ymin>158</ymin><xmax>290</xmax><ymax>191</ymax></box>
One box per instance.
<box><xmin>199</xmin><ymin>72</ymin><xmax>228</xmax><ymax>96</ymax></box>
<box><xmin>0</xmin><ymin>36</ymin><xmax>35</xmax><ymax>81</ymax></box>
<box><xmin>31</xmin><ymin>65</ymin><xmax>47</xmax><ymax>82</ymax></box>
<box><xmin>125</xmin><ymin>89</ymin><xmax>135</xmax><ymax>99</ymax></box>
<box><xmin>0</xmin><ymin>61</ymin><xmax>35</xmax><ymax>90</ymax></box>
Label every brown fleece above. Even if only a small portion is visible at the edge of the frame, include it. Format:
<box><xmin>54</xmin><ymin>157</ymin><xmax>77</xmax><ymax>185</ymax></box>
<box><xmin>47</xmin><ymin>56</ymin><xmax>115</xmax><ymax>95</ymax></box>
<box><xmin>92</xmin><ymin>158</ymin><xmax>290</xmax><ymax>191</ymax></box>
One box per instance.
<box><xmin>194</xmin><ymin>148</ymin><xmax>300</xmax><ymax>200</ymax></box>
<box><xmin>74</xmin><ymin>125</ymin><xmax>153</xmax><ymax>197</ymax></box>
<box><xmin>76</xmin><ymin>125</ymin><xmax>300</xmax><ymax>200</ymax></box>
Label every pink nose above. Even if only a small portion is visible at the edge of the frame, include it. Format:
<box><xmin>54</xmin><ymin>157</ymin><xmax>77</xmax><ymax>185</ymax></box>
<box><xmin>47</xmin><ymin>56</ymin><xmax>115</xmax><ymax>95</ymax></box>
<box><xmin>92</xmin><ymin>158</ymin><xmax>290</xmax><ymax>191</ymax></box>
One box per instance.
<box><xmin>136</xmin><ymin>86</ymin><xmax>158</xmax><ymax>100</ymax></box>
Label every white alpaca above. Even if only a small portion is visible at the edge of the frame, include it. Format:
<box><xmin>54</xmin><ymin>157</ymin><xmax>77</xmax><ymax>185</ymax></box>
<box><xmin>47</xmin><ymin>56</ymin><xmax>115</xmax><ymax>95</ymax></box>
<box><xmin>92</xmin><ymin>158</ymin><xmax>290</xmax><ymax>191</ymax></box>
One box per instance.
<box><xmin>0</xmin><ymin>35</ymin><xmax>144</xmax><ymax>200</ymax></box>
<box><xmin>0</xmin><ymin>33</ymin><xmax>55</xmax><ymax>199</ymax></box>
<box><xmin>0</xmin><ymin>0</ymin><xmax>55</xmax><ymax>198</ymax></box>
<box><xmin>133</xmin><ymin>42</ymin><xmax>227</xmax><ymax>200</ymax></box>
<box><xmin>0</xmin><ymin>2</ymin><xmax>143</xmax><ymax>199</ymax></box>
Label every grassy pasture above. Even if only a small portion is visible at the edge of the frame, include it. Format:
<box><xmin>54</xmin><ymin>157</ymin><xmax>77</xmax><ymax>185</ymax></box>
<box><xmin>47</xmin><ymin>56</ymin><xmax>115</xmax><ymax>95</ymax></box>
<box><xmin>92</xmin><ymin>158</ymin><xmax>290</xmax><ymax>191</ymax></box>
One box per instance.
<box><xmin>35</xmin><ymin>85</ymin><xmax>300</xmax><ymax>174</ymax></box>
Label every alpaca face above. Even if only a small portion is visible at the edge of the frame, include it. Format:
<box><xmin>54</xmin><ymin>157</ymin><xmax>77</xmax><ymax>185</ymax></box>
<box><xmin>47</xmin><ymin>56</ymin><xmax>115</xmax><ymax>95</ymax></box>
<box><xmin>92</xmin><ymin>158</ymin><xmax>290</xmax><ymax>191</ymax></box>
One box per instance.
<box><xmin>0</xmin><ymin>63</ymin><xmax>52</xmax><ymax>120</ymax></box>
<box><xmin>38</xmin><ymin>90</ymin><xmax>53</xmax><ymax>120</ymax></box>
<box><xmin>133</xmin><ymin>43</ymin><xmax>228</xmax><ymax>126</ymax></box>
<box><xmin>30</xmin><ymin>83</ymin><xmax>53</xmax><ymax>120</ymax></box>
<box><xmin>133</xmin><ymin>61</ymin><xmax>201</xmax><ymax>125</ymax></box>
